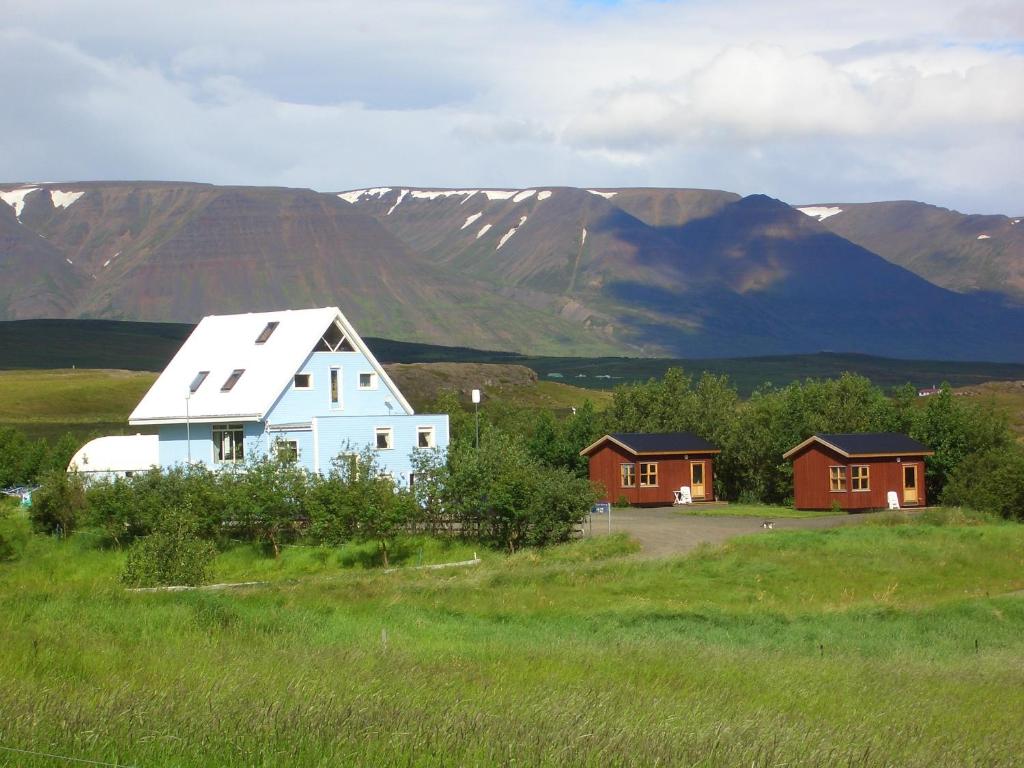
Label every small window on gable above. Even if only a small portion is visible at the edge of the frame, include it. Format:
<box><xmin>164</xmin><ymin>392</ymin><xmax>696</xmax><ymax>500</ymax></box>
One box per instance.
<box><xmin>314</xmin><ymin>321</ymin><xmax>355</xmax><ymax>352</ymax></box>
<box><xmin>221</xmin><ymin>369</ymin><xmax>245</xmax><ymax>392</ymax></box>
<box><xmin>293</xmin><ymin>373</ymin><xmax>312</xmax><ymax>389</ymax></box>
<box><xmin>189</xmin><ymin>371</ymin><xmax>210</xmax><ymax>393</ymax></box>
<box><xmin>359</xmin><ymin>372</ymin><xmax>378</xmax><ymax>390</ymax></box>
<box><xmin>255</xmin><ymin>321</ymin><xmax>279</xmax><ymax>344</ymax></box>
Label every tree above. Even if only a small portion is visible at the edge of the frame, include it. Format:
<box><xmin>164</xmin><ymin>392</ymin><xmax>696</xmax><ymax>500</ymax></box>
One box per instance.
<box><xmin>941</xmin><ymin>444</ymin><xmax>1024</xmax><ymax>521</ymax></box>
<box><xmin>224</xmin><ymin>455</ymin><xmax>309</xmax><ymax>557</ymax></box>
<box><xmin>29</xmin><ymin>469</ymin><xmax>87</xmax><ymax>536</ymax></box>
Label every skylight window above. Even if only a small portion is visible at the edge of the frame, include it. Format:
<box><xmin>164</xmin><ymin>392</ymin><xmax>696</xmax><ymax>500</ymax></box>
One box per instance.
<box><xmin>221</xmin><ymin>369</ymin><xmax>245</xmax><ymax>392</ymax></box>
<box><xmin>189</xmin><ymin>371</ymin><xmax>210</xmax><ymax>393</ymax></box>
<box><xmin>255</xmin><ymin>321</ymin><xmax>279</xmax><ymax>344</ymax></box>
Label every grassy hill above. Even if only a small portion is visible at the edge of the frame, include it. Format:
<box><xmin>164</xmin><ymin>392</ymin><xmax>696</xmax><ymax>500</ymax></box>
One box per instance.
<box><xmin>5</xmin><ymin>319</ymin><xmax>1024</xmax><ymax>398</ymax></box>
<box><xmin>1</xmin><ymin>509</ymin><xmax>1022</xmax><ymax>765</ymax></box>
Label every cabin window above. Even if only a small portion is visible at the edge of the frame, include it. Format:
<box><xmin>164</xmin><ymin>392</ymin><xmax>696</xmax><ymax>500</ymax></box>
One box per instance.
<box><xmin>417</xmin><ymin>426</ymin><xmax>436</xmax><ymax>448</ymax></box>
<box><xmin>829</xmin><ymin>466</ymin><xmax>847</xmax><ymax>492</ymax></box>
<box><xmin>620</xmin><ymin>463</ymin><xmax>636</xmax><ymax>487</ymax></box>
<box><xmin>851</xmin><ymin>465</ymin><xmax>870</xmax><ymax>491</ymax></box>
<box><xmin>189</xmin><ymin>371</ymin><xmax>210</xmax><ymax>393</ymax></box>
<box><xmin>293</xmin><ymin>373</ymin><xmax>312</xmax><ymax>389</ymax></box>
<box><xmin>255</xmin><ymin>321</ymin><xmax>279</xmax><ymax>344</ymax></box>
<box><xmin>213</xmin><ymin>423</ymin><xmax>244</xmax><ymax>463</ymax></box>
<box><xmin>329</xmin><ymin>368</ymin><xmax>341</xmax><ymax>408</ymax></box>
<box><xmin>359</xmin><ymin>372</ymin><xmax>378</xmax><ymax>390</ymax></box>
<box><xmin>275</xmin><ymin>439</ymin><xmax>299</xmax><ymax>463</ymax></box>
<box><xmin>221</xmin><ymin>369</ymin><xmax>245</xmax><ymax>392</ymax></box>
<box><xmin>314</xmin><ymin>321</ymin><xmax>355</xmax><ymax>352</ymax></box>
<box><xmin>639</xmin><ymin>462</ymin><xmax>658</xmax><ymax>487</ymax></box>
<box><xmin>375</xmin><ymin>427</ymin><xmax>393</xmax><ymax>450</ymax></box>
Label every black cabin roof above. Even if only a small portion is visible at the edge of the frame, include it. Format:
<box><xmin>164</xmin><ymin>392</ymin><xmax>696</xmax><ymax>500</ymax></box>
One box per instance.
<box><xmin>582</xmin><ymin>432</ymin><xmax>719</xmax><ymax>456</ymax></box>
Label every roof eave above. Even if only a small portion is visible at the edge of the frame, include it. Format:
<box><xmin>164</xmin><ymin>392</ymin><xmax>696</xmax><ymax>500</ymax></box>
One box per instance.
<box><xmin>129</xmin><ymin>414</ymin><xmax>263</xmax><ymax>426</ymax></box>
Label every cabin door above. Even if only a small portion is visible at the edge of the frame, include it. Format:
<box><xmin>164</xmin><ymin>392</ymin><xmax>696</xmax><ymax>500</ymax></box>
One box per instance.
<box><xmin>902</xmin><ymin>465</ymin><xmax>919</xmax><ymax>505</ymax></box>
<box><xmin>690</xmin><ymin>462</ymin><xmax>706</xmax><ymax>500</ymax></box>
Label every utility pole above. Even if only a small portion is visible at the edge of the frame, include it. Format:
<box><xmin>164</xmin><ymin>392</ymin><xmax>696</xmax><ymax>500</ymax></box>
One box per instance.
<box><xmin>471</xmin><ymin>389</ymin><xmax>481</xmax><ymax>449</ymax></box>
<box><xmin>185</xmin><ymin>389</ymin><xmax>192</xmax><ymax>464</ymax></box>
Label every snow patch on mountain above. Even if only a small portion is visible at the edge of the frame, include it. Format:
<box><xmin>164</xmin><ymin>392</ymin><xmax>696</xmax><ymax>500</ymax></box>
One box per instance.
<box><xmin>587</xmin><ymin>189</ymin><xmax>617</xmax><ymax>199</ymax></box>
<box><xmin>337</xmin><ymin>188</ymin><xmax>392</xmax><ymax>203</ymax></box>
<box><xmin>512</xmin><ymin>189</ymin><xmax>536</xmax><ymax>203</ymax></box>
<box><xmin>537</xmin><ymin>190</ymin><xmax>552</xmax><ymax>201</ymax></box>
<box><xmin>0</xmin><ymin>187</ymin><xmax>39</xmax><ymax>219</ymax></box>
<box><xmin>476</xmin><ymin>224</ymin><xmax>492</xmax><ymax>239</ymax></box>
<box><xmin>497</xmin><ymin>216</ymin><xmax>528</xmax><ymax>250</ymax></box>
<box><xmin>977</xmin><ymin>234</ymin><xmax>991</xmax><ymax>239</ymax></box>
<box><xmin>462</xmin><ymin>212</ymin><xmax>483</xmax><ymax>230</ymax></box>
<box><xmin>581</xmin><ymin>227</ymin><xmax>587</xmax><ymax>245</ymax></box>
<box><xmin>797</xmin><ymin>206</ymin><xmax>843</xmax><ymax>221</ymax></box>
<box><xmin>50</xmin><ymin>190</ymin><xmax>85</xmax><ymax>209</ymax></box>
<box><xmin>386</xmin><ymin>189</ymin><xmax>409</xmax><ymax>215</ymax></box>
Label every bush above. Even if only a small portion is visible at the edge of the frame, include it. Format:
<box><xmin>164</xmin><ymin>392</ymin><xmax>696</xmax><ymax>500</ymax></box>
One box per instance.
<box><xmin>121</xmin><ymin>506</ymin><xmax>218</xmax><ymax>587</ymax></box>
<box><xmin>941</xmin><ymin>446</ymin><xmax>1024</xmax><ymax>521</ymax></box>
<box><xmin>29</xmin><ymin>469</ymin><xmax>87</xmax><ymax>536</ymax></box>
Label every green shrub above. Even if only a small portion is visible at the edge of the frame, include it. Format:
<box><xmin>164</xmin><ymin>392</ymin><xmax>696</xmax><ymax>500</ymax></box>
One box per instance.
<box><xmin>29</xmin><ymin>469</ymin><xmax>87</xmax><ymax>536</ymax></box>
<box><xmin>941</xmin><ymin>446</ymin><xmax>1024</xmax><ymax>521</ymax></box>
<box><xmin>121</xmin><ymin>507</ymin><xmax>218</xmax><ymax>587</ymax></box>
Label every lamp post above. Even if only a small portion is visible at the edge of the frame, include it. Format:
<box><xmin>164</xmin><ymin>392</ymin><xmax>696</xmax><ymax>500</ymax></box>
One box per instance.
<box><xmin>471</xmin><ymin>389</ymin><xmax>481</xmax><ymax>450</ymax></box>
<box><xmin>184</xmin><ymin>388</ymin><xmax>191</xmax><ymax>464</ymax></box>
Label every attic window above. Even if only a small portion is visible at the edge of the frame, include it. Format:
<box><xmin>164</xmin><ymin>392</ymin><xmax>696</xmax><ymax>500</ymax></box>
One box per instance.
<box><xmin>221</xmin><ymin>369</ymin><xmax>245</xmax><ymax>392</ymax></box>
<box><xmin>314</xmin><ymin>321</ymin><xmax>355</xmax><ymax>352</ymax></box>
<box><xmin>255</xmin><ymin>321</ymin><xmax>279</xmax><ymax>344</ymax></box>
<box><xmin>189</xmin><ymin>371</ymin><xmax>210</xmax><ymax>393</ymax></box>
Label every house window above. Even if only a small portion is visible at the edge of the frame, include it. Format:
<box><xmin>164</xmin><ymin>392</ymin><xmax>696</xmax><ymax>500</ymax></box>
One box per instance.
<box><xmin>620</xmin><ymin>463</ymin><xmax>636</xmax><ymax>487</ymax></box>
<box><xmin>417</xmin><ymin>426</ymin><xmax>436</xmax><ymax>448</ymax></box>
<box><xmin>293</xmin><ymin>373</ymin><xmax>312</xmax><ymax>389</ymax></box>
<box><xmin>829</xmin><ymin>466</ymin><xmax>847</xmax><ymax>492</ymax></box>
<box><xmin>314</xmin><ymin>321</ymin><xmax>355</xmax><ymax>352</ymax></box>
<box><xmin>359</xmin><ymin>372</ymin><xmax>378</xmax><ymax>390</ymax></box>
<box><xmin>375</xmin><ymin>427</ymin><xmax>393</xmax><ymax>450</ymax></box>
<box><xmin>213</xmin><ymin>423</ymin><xmax>244</xmax><ymax>463</ymax></box>
<box><xmin>189</xmin><ymin>371</ymin><xmax>210</xmax><ymax>393</ymax></box>
<box><xmin>329</xmin><ymin>368</ymin><xmax>341</xmax><ymax>408</ymax></box>
<box><xmin>639</xmin><ymin>462</ymin><xmax>658</xmax><ymax>487</ymax></box>
<box><xmin>221</xmin><ymin>369</ymin><xmax>245</xmax><ymax>392</ymax></box>
<box><xmin>851</xmin><ymin>465</ymin><xmax>870</xmax><ymax>491</ymax></box>
<box><xmin>255</xmin><ymin>321</ymin><xmax>279</xmax><ymax>344</ymax></box>
<box><xmin>275</xmin><ymin>439</ymin><xmax>299</xmax><ymax>463</ymax></box>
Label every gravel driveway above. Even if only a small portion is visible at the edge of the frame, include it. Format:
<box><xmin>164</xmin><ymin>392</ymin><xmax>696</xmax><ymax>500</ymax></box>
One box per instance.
<box><xmin>584</xmin><ymin>505</ymin><xmax>911</xmax><ymax>559</ymax></box>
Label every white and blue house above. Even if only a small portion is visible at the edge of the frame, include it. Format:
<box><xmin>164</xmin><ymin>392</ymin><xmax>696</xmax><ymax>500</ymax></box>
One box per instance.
<box><xmin>125</xmin><ymin>306</ymin><xmax>449</xmax><ymax>483</ymax></box>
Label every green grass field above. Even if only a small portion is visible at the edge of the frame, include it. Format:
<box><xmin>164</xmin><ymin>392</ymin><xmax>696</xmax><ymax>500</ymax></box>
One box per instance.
<box><xmin>675</xmin><ymin>503</ymin><xmax>835</xmax><ymax>519</ymax></box>
<box><xmin>1</xmin><ymin>505</ymin><xmax>1022</xmax><ymax>766</ymax></box>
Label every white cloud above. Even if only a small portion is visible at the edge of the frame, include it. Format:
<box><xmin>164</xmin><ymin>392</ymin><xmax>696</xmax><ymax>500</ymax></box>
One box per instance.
<box><xmin>0</xmin><ymin>1</ymin><xmax>1021</xmax><ymax>212</ymax></box>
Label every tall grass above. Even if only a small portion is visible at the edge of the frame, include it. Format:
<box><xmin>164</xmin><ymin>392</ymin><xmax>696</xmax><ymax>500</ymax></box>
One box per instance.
<box><xmin>1</xmin><ymin>512</ymin><xmax>1022</xmax><ymax>766</ymax></box>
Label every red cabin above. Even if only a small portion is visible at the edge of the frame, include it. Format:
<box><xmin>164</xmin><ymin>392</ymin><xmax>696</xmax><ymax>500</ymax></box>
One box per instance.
<box><xmin>581</xmin><ymin>432</ymin><xmax>720</xmax><ymax>506</ymax></box>
<box><xmin>784</xmin><ymin>433</ymin><xmax>933</xmax><ymax>511</ymax></box>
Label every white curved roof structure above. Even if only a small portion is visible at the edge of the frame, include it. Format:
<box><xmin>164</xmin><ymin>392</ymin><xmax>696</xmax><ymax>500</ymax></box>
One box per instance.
<box><xmin>68</xmin><ymin>435</ymin><xmax>159</xmax><ymax>476</ymax></box>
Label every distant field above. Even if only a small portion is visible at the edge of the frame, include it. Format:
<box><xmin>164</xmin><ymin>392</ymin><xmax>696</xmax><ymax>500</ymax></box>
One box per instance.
<box><xmin>5</xmin><ymin>319</ymin><xmax>1024</xmax><ymax>396</ymax></box>
<box><xmin>954</xmin><ymin>381</ymin><xmax>1024</xmax><ymax>439</ymax></box>
<box><xmin>0</xmin><ymin>365</ymin><xmax>606</xmax><ymax>442</ymax></box>
<box><xmin>1</xmin><ymin>511</ymin><xmax>1022</xmax><ymax>765</ymax></box>
<box><xmin>0</xmin><ymin>369</ymin><xmax>158</xmax><ymax>442</ymax></box>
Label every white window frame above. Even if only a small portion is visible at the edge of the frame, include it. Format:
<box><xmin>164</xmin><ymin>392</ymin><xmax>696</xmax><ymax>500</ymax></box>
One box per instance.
<box><xmin>293</xmin><ymin>373</ymin><xmax>313</xmax><ymax>390</ymax></box>
<box><xmin>375</xmin><ymin>427</ymin><xmax>394</xmax><ymax>451</ymax></box>
<box><xmin>358</xmin><ymin>371</ymin><xmax>379</xmax><ymax>390</ymax></box>
<box><xmin>417</xmin><ymin>425</ymin><xmax>436</xmax><ymax>449</ymax></box>
<box><xmin>212</xmin><ymin>423</ymin><xmax>245</xmax><ymax>464</ymax></box>
<box><xmin>275</xmin><ymin>439</ymin><xmax>300</xmax><ymax>463</ymax></box>
<box><xmin>329</xmin><ymin>366</ymin><xmax>342</xmax><ymax>410</ymax></box>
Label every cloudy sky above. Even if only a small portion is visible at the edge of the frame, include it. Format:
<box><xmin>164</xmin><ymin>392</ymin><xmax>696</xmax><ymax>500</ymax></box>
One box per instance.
<box><xmin>3</xmin><ymin>0</ymin><xmax>1022</xmax><ymax>213</ymax></box>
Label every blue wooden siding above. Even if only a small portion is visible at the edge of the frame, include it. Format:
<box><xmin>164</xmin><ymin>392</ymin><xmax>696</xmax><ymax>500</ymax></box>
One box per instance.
<box><xmin>266</xmin><ymin>350</ymin><xmax>405</xmax><ymax>423</ymax></box>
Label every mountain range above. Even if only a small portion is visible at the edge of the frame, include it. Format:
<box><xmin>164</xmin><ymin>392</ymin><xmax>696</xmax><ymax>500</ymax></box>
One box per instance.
<box><xmin>1</xmin><ymin>181</ymin><xmax>1022</xmax><ymax>361</ymax></box>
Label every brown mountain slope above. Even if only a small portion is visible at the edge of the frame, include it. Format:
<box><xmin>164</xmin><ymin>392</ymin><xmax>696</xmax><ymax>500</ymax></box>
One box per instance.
<box><xmin>0</xmin><ymin>183</ymin><xmax>622</xmax><ymax>355</ymax></box>
<box><xmin>795</xmin><ymin>201</ymin><xmax>1024</xmax><ymax>302</ymax></box>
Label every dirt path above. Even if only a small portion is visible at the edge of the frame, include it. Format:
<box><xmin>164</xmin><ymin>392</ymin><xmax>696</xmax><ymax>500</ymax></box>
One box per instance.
<box><xmin>584</xmin><ymin>506</ymin><xmax>915</xmax><ymax>559</ymax></box>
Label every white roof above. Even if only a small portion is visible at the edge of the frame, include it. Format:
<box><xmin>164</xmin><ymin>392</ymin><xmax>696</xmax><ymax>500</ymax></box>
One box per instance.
<box><xmin>129</xmin><ymin>306</ymin><xmax>412</xmax><ymax>425</ymax></box>
<box><xmin>68</xmin><ymin>435</ymin><xmax>159</xmax><ymax>474</ymax></box>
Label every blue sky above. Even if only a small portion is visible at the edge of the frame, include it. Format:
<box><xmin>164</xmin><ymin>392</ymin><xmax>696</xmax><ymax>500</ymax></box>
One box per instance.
<box><xmin>2</xmin><ymin>0</ymin><xmax>1022</xmax><ymax>213</ymax></box>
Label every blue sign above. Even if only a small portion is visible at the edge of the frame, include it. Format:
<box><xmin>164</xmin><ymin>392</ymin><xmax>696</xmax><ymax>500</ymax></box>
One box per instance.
<box><xmin>590</xmin><ymin>502</ymin><xmax>611</xmax><ymax>515</ymax></box>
